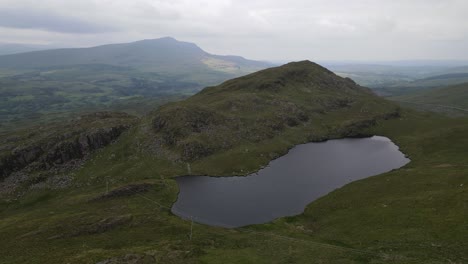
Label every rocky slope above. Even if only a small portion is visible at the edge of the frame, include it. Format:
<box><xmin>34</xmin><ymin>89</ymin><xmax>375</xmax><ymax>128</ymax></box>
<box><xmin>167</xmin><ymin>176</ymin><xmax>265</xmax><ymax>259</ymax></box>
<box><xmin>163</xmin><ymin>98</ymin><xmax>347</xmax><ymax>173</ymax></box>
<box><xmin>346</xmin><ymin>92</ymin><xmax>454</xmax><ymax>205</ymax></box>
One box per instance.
<box><xmin>0</xmin><ymin>112</ymin><xmax>137</xmax><ymax>196</ymax></box>
<box><xmin>150</xmin><ymin>60</ymin><xmax>400</xmax><ymax>161</ymax></box>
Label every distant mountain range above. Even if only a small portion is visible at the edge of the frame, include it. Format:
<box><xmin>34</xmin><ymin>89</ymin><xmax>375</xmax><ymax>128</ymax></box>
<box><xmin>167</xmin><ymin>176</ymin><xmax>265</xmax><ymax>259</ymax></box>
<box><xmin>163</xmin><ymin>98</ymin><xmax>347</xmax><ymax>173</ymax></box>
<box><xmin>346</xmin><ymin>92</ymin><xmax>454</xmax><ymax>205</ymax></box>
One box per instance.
<box><xmin>0</xmin><ymin>37</ymin><xmax>270</xmax><ymax>75</ymax></box>
<box><xmin>0</xmin><ymin>43</ymin><xmax>60</xmax><ymax>56</ymax></box>
<box><xmin>0</xmin><ymin>37</ymin><xmax>272</xmax><ymax>129</ymax></box>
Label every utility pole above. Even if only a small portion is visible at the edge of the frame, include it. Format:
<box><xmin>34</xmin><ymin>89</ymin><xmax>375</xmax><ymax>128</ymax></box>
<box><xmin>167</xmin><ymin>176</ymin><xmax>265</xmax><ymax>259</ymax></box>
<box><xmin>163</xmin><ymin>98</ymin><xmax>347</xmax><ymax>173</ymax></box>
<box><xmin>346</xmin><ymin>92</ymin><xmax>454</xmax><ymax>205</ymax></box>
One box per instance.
<box><xmin>189</xmin><ymin>216</ymin><xmax>193</xmax><ymax>240</ymax></box>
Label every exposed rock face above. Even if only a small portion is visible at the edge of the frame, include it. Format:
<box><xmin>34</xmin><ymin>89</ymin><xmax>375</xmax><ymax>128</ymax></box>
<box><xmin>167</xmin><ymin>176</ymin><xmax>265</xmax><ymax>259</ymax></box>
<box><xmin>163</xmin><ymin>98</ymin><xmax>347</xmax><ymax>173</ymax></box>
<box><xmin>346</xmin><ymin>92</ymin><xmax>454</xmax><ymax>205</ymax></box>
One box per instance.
<box><xmin>46</xmin><ymin>126</ymin><xmax>128</xmax><ymax>166</ymax></box>
<box><xmin>0</xmin><ymin>126</ymin><xmax>129</xmax><ymax>180</ymax></box>
<box><xmin>0</xmin><ymin>112</ymin><xmax>137</xmax><ymax>192</ymax></box>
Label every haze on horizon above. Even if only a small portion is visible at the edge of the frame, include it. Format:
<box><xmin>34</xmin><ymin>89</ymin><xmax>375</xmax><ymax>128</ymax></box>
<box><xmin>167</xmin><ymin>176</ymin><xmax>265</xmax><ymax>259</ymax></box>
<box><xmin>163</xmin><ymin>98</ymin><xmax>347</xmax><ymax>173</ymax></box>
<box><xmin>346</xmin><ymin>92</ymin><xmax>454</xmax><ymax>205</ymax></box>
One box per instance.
<box><xmin>0</xmin><ymin>0</ymin><xmax>467</xmax><ymax>62</ymax></box>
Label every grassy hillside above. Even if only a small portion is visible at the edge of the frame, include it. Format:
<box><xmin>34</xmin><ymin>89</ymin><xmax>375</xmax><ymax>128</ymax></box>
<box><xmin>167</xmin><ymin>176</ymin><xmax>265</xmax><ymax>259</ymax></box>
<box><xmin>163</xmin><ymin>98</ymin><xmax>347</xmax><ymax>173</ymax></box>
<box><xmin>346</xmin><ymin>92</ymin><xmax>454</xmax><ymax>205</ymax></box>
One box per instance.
<box><xmin>149</xmin><ymin>61</ymin><xmax>399</xmax><ymax>165</ymax></box>
<box><xmin>373</xmin><ymin>73</ymin><xmax>468</xmax><ymax>97</ymax></box>
<box><xmin>389</xmin><ymin>82</ymin><xmax>468</xmax><ymax>116</ymax></box>
<box><xmin>391</xmin><ymin>82</ymin><xmax>468</xmax><ymax>108</ymax></box>
<box><xmin>391</xmin><ymin>73</ymin><xmax>468</xmax><ymax>89</ymax></box>
<box><xmin>1</xmin><ymin>61</ymin><xmax>466</xmax><ymax>263</ymax></box>
<box><xmin>0</xmin><ymin>64</ymin><xmax>189</xmax><ymax>131</ymax></box>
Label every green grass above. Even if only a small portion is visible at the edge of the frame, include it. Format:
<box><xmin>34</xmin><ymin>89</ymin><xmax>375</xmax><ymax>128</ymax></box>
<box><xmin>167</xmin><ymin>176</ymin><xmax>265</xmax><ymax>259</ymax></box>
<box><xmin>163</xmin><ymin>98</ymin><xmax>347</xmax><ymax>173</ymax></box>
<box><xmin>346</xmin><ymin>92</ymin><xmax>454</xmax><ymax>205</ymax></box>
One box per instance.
<box><xmin>1</xmin><ymin>110</ymin><xmax>466</xmax><ymax>263</ymax></box>
<box><xmin>1</xmin><ymin>61</ymin><xmax>467</xmax><ymax>263</ymax></box>
<box><xmin>395</xmin><ymin>73</ymin><xmax>468</xmax><ymax>89</ymax></box>
<box><xmin>0</xmin><ymin>65</ymin><xmax>196</xmax><ymax>131</ymax></box>
<box><xmin>390</xmin><ymin>82</ymin><xmax>468</xmax><ymax>115</ymax></box>
<box><xmin>150</xmin><ymin>61</ymin><xmax>399</xmax><ymax>163</ymax></box>
<box><xmin>0</xmin><ymin>37</ymin><xmax>271</xmax><ymax>129</ymax></box>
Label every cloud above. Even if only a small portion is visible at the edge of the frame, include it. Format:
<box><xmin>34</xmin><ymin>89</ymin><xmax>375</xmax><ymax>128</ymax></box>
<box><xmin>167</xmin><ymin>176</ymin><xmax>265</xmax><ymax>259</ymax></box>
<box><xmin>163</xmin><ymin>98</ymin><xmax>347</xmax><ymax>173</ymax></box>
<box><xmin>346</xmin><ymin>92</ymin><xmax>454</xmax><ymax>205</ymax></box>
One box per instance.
<box><xmin>0</xmin><ymin>0</ymin><xmax>467</xmax><ymax>60</ymax></box>
<box><xmin>0</xmin><ymin>8</ymin><xmax>117</xmax><ymax>34</ymax></box>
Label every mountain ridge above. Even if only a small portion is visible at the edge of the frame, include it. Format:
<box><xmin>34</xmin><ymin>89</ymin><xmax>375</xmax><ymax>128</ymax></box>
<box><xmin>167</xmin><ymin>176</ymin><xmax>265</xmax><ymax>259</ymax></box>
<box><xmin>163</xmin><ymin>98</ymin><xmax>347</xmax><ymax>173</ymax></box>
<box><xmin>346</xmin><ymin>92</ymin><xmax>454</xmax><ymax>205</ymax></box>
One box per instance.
<box><xmin>0</xmin><ymin>37</ymin><xmax>272</xmax><ymax>129</ymax></box>
<box><xmin>0</xmin><ymin>37</ymin><xmax>271</xmax><ymax>72</ymax></box>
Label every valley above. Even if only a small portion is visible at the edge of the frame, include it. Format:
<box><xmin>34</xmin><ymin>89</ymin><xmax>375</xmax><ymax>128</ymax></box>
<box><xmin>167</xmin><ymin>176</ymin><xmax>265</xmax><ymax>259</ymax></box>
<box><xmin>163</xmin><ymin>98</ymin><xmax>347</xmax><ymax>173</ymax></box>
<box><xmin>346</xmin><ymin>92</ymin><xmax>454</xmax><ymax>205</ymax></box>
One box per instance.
<box><xmin>2</xmin><ymin>1</ymin><xmax>468</xmax><ymax>263</ymax></box>
<box><xmin>1</xmin><ymin>59</ymin><xmax>467</xmax><ymax>263</ymax></box>
<box><xmin>0</xmin><ymin>37</ymin><xmax>271</xmax><ymax>131</ymax></box>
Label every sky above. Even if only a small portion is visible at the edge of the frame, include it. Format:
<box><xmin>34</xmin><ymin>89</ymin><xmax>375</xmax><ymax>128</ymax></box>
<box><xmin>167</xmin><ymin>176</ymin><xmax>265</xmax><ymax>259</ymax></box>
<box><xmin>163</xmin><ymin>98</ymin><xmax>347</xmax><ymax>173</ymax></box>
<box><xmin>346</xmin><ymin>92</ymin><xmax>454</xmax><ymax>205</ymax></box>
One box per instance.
<box><xmin>0</xmin><ymin>0</ymin><xmax>467</xmax><ymax>61</ymax></box>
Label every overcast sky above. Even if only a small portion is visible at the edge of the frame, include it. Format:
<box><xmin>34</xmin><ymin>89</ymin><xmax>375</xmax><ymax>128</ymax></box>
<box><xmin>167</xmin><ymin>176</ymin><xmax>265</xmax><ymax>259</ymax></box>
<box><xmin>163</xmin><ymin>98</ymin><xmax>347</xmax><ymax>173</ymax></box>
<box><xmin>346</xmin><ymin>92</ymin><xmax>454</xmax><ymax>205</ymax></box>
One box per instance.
<box><xmin>0</xmin><ymin>0</ymin><xmax>467</xmax><ymax>61</ymax></box>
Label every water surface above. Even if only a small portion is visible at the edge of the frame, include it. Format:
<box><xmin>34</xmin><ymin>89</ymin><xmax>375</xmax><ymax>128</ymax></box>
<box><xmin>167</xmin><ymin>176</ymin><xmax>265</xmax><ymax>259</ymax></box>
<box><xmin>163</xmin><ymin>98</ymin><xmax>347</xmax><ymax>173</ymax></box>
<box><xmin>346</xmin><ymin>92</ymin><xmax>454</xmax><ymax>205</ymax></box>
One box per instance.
<box><xmin>172</xmin><ymin>136</ymin><xmax>409</xmax><ymax>228</ymax></box>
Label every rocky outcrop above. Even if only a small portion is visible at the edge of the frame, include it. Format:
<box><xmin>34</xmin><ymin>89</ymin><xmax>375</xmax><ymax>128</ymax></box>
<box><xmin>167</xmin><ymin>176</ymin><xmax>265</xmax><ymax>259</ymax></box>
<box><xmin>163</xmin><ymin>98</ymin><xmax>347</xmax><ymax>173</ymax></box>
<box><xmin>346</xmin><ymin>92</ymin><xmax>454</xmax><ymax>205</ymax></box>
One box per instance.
<box><xmin>0</xmin><ymin>146</ymin><xmax>44</xmax><ymax>179</ymax></box>
<box><xmin>336</xmin><ymin>108</ymin><xmax>402</xmax><ymax>138</ymax></box>
<box><xmin>43</xmin><ymin>126</ymin><xmax>128</xmax><ymax>166</ymax></box>
<box><xmin>0</xmin><ymin>115</ymin><xmax>134</xmax><ymax>181</ymax></box>
<box><xmin>0</xmin><ymin>126</ymin><xmax>128</xmax><ymax>179</ymax></box>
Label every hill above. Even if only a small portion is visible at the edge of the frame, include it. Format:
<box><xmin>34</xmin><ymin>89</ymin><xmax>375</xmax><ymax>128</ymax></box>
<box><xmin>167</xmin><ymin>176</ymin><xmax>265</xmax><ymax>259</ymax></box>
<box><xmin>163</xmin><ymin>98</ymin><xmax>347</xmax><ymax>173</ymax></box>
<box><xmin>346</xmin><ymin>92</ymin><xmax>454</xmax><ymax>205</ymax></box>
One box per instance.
<box><xmin>393</xmin><ymin>73</ymin><xmax>468</xmax><ymax>89</ymax></box>
<box><xmin>149</xmin><ymin>60</ymin><xmax>399</xmax><ymax>163</ymax></box>
<box><xmin>0</xmin><ymin>37</ymin><xmax>272</xmax><ymax>130</ymax></box>
<box><xmin>373</xmin><ymin>72</ymin><xmax>468</xmax><ymax>97</ymax></box>
<box><xmin>0</xmin><ymin>37</ymin><xmax>269</xmax><ymax>75</ymax></box>
<box><xmin>1</xmin><ymin>61</ymin><xmax>467</xmax><ymax>263</ymax></box>
<box><xmin>1</xmin><ymin>60</ymin><xmax>400</xmax><ymax>186</ymax></box>
<box><xmin>390</xmin><ymin>82</ymin><xmax>468</xmax><ymax>115</ymax></box>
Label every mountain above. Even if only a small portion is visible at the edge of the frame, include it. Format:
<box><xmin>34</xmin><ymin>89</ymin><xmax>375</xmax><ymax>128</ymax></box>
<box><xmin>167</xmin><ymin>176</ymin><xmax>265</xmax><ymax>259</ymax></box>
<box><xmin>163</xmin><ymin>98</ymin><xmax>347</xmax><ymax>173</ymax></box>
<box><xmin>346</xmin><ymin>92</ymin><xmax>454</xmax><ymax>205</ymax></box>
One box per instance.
<box><xmin>1</xmin><ymin>60</ymin><xmax>400</xmax><ymax>182</ymax></box>
<box><xmin>0</xmin><ymin>43</ymin><xmax>58</xmax><ymax>56</ymax></box>
<box><xmin>0</xmin><ymin>37</ymin><xmax>270</xmax><ymax>74</ymax></box>
<box><xmin>0</xmin><ymin>37</ymin><xmax>272</xmax><ymax>130</ymax></box>
<box><xmin>149</xmin><ymin>60</ymin><xmax>399</xmax><ymax>163</ymax></box>
<box><xmin>0</xmin><ymin>60</ymin><xmax>401</xmax><ymax>193</ymax></box>
<box><xmin>1</xmin><ymin>60</ymin><xmax>468</xmax><ymax>263</ymax></box>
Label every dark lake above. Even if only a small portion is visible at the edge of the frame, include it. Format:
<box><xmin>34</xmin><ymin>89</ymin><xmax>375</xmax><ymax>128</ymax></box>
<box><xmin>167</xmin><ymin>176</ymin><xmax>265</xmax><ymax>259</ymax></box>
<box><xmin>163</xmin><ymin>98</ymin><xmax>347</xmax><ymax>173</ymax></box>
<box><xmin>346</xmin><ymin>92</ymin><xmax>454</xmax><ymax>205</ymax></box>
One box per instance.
<box><xmin>171</xmin><ymin>136</ymin><xmax>410</xmax><ymax>228</ymax></box>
